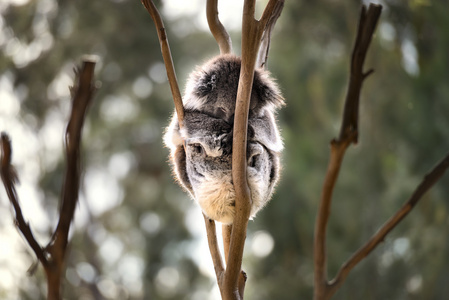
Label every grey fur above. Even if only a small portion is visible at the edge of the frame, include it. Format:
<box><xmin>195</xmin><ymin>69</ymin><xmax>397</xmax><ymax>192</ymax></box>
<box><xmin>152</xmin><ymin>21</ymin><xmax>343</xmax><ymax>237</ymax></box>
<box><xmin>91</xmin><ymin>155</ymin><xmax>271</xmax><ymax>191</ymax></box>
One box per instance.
<box><xmin>164</xmin><ymin>54</ymin><xmax>284</xmax><ymax>224</ymax></box>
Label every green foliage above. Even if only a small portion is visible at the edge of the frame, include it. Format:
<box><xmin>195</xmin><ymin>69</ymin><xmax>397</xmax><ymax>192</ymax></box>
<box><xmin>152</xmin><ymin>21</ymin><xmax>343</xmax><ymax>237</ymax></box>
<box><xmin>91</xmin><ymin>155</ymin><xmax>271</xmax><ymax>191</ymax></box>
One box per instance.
<box><xmin>0</xmin><ymin>0</ymin><xmax>448</xmax><ymax>299</ymax></box>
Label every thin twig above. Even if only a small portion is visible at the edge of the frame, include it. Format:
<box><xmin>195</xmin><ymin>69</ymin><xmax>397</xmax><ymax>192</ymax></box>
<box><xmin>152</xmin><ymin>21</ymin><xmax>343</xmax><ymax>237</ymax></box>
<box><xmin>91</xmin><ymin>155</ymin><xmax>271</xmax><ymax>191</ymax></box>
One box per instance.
<box><xmin>326</xmin><ymin>152</ymin><xmax>449</xmax><ymax>296</ymax></box>
<box><xmin>141</xmin><ymin>0</ymin><xmax>185</xmax><ymax>129</ymax></box>
<box><xmin>203</xmin><ymin>214</ymin><xmax>225</xmax><ymax>281</ymax></box>
<box><xmin>207</xmin><ymin>0</ymin><xmax>232</xmax><ymax>54</ymax></box>
<box><xmin>339</xmin><ymin>5</ymin><xmax>382</xmax><ymax>144</ymax></box>
<box><xmin>256</xmin><ymin>0</ymin><xmax>284</xmax><ymax>69</ymax></box>
<box><xmin>0</xmin><ymin>133</ymin><xmax>48</xmax><ymax>267</ymax></box>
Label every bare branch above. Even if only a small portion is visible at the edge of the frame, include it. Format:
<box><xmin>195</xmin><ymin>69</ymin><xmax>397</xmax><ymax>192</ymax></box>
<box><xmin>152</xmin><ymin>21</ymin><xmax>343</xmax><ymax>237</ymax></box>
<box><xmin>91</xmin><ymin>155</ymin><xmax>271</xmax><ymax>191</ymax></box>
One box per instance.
<box><xmin>224</xmin><ymin>1</ymin><xmax>284</xmax><ymax>298</ymax></box>
<box><xmin>50</xmin><ymin>59</ymin><xmax>96</xmax><ymax>254</ymax></box>
<box><xmin>257</xmin><ymin>0</ymin><xmax>284</xmax><ymax>68</ymax></box>
<box><xmin>310</xmin><ymin>3</ymin><xmax>449</xmax><ymax>299</ymax></box>
<box><xmin>313</xmin><ymin>137</ymin><xmax>354</xmax><ymax>299</ymax></box>
<box><xmin>313</xmin><ymin>4</ymin><xmax>382</xmax><ymax>300</ymax></box>
<box><xmin>207</xmin><ymin>0</ymin><xmax>232</xmax><ymax>54</ymax></box>
<box><xmin>1</xmin><ymin>59</ymin><xmax>96</xmax><ymax>300</ymax></box>
<box><xmin>326</xmin><ymin>151</ymin><xmax>449</xmax><ymax>296</ymax></box>
<box><xmin>339</xmin><ymin>4</ymin><xmax>382</xmax><ymax>144</ymax></box>
<box><xmin>45</xmin><ymin>58</ymin><xmax>96</xmax><ymax>300</ymax></box>
<box><xmin>0</xmin><ymin>133</ymin><xmax>48</xmax><ymax>267</ymax></box>
<box><xmin>237</xmin><ymin>271</ymin><xmax>247</xmax><ymax>299</ymax></box>
<box><xmin>225</xmin><ymin>1</ymin><xmax>261</xmax><ymax>297</ymax></box>
<box><xmin>203</xmin><ymin>214</ymin><xmax>225</xmax><ymax>282</ymax></box>
<box><xmin>141</xmin><ymin>0</ymin><xmax>185</xmax><ymax>129</ymax></box>
<box><xmin>222</xmin><ymin>224</ymin><xmax>232</xmax><ymax>264</ymax></box>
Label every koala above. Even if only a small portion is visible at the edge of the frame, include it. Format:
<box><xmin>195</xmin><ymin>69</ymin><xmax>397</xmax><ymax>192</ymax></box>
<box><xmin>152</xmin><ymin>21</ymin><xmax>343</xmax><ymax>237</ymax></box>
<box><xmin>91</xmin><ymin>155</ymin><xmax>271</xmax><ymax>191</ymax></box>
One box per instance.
<box><xmin>164</xmin><ymin>54</ymin><xmax>284</xmax><ymax>224</ymax></box>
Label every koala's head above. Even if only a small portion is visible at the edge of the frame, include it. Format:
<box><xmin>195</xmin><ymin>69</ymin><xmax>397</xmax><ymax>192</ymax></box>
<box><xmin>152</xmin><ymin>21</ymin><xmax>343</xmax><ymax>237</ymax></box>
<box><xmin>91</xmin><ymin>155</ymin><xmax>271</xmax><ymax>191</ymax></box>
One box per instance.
<box><xmin>183</xmin><ymin>54</ymin><xmax>284</xmax><ymax>123</ymax></box>
<box><xmin>164</xmin><ymin>54</ymin><xmax>283</xmax><ymax>224</ymax></box>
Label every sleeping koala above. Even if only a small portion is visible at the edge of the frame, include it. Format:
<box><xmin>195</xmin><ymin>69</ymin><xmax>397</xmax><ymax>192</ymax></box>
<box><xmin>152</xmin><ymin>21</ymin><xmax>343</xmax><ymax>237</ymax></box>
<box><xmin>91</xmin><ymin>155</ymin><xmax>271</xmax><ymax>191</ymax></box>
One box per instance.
<box><xmin>164</xmin><ymin>54</ymin><xmax>284</xmax><ymax>224</ymax></box>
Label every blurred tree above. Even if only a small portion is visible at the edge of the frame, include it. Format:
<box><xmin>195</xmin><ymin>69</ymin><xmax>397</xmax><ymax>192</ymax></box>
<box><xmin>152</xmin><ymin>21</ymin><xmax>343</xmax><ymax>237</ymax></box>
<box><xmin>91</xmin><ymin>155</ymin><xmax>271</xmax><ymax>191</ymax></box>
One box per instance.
<box><xmin>0</xmin><ymin>0</ymin><xmax>448</xmax><ymax>299</ymax></box>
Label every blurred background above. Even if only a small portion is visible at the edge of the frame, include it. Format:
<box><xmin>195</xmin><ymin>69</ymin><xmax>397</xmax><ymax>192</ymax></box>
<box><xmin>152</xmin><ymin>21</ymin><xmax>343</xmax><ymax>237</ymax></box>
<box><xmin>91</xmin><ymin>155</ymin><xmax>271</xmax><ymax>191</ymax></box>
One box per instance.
<box><xmin>0</xmin><ymin>0</ymin><xmax>448</xmax><ymax>299</ymax></box>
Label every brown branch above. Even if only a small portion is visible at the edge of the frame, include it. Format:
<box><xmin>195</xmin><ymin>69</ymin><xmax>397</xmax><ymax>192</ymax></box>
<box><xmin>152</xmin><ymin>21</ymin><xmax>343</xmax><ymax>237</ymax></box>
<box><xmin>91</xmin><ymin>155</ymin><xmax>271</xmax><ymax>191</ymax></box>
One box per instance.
<box><xmin>50</xmin><ymin>59</ymin><xmax>96</xmax><ymax>253</ymax></box>
<box><xmin>48</xmin><ymin>58</ymin><xmax>96</xmax><ymax>300</ymax></box>
<box><xmin>313</xmin><ymin>137</ymin><xmax>353</xmax><ymax>300</ymax></box>
<box><xmin>207</xmin><ymin>0</ymin><xmax>232</xmax><ymax>54</ymax></box>
<box><xmin>313</xmin><ymin>4</ymin><xmax>382</xmax><ymax>300</ymax></box>
<box><xmin>339</xmin><ymin>4</ymin><xmax>382</xmax><ymax>144</ymax></box>
<box><xmin>141</xmin><ymin>0</ymin><xmax>185</xmax><ymax>130</ymax></box>
<box><xmin>221</xmin><ymin>1</ymin><xmax>283</xmax><ymax>299</ymax></box>
<box><xmin>326</xmin><ymin>152</ymin><xmax>449</xmax><ymax>296</ymax></box>
<box><xmin>139</xmin><ymin>1</ymin><xmax>282</xmax><ymax>298</ymax></box>
<box><xmin>0</xmin><ymin>133</ymin><xmax>48</xmax><ymax>267</ymax></box>
<box><xmin>256</xmin><ymin>0</ymin><xmax>284</xmax><ymax>69</ymax></box>
<box><xmin>222</xmin><ymin>224</ymin><xmax>232</xmax><ymax>264</ymax></box>
<box><xmin>1</xmin><ymin>59</ymin><xmax>96</xmax><ymax>300</ymax></box>
<box><xmin>314</xmin><ymin>4</ymin><xmax>448</xmax><ymax>299</ymax></box>
<box><xmin>203</xmin><ymin>214</ymin><xmax>225</xmax><ymax>283</ymax></box>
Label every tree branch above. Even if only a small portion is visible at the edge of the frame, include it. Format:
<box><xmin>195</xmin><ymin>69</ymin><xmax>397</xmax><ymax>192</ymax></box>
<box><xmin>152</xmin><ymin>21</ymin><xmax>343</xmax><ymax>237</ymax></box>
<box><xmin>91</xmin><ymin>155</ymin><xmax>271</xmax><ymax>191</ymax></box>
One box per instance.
<box><xmin>223</xmin><ymin>1</ymin><xmax>284</xmax><ymax>299</ymax></box>
<box><xmin>222</xmin><ymin>224</ymin><xmax>232</xmax><ymax>264</ymax></box>
<box><xmin>339</xmin><ymin>4</ymin><xmax>382</xmax><ymax>144</ymax></box>
<box><xmin>257</xmin><ymin>0</ymin><xmax>284</xmax><ymax>69</ymax></box>
<box><xmin>207</xmin><ymin>0</ymin><xmax>232</xmax><ymax>54</ymax></box>
<box><xmin>326</xmin><ymin>151</ymin><xmax>449</xmax><ymax>295</ymax></box>
<box><xmin>314</xmin><ymin>4</ymin><xmax>449</xmax><ymax>299</ymax></box>
<box><xmin>1</xmin><ymin>59</ymin><xmax>96</xmax><ymax>300</ymax></box>
<box><xmin>50</xmin><ymin>59</ymin><xmax>96</xmax><ymax>254</ymax></box>
<box><xmin>0</xmin><ymin>133</ymin><xmax>48</xmax><ymax>267</ymax></box>
<box><xmin>49</xmin><ymin>58</ymin><xmax>97</xmax><ymax>300</ymax></box>
<box><xmin>313</xmin><ymin>137</ymin><xmax>353</xmax><ymax>299</ymax></box>
<box><xmin>141</xmin><ymin>0</ymin><xmax>185</xmax><ymax>130</ymax></box>
<box><xmin>140</xmin><ymin>1</ymin><xmax>283</xmax><ymax>298</ymax></box>
<box><xmin>313</xmin><ymin>4</ymin><xmax>382</xmax><ymax>300</ymax></box>
<box><xmin>203</xmin><ymin>214</ymin><xmax>225</xmax><ymax>283</ymax></box>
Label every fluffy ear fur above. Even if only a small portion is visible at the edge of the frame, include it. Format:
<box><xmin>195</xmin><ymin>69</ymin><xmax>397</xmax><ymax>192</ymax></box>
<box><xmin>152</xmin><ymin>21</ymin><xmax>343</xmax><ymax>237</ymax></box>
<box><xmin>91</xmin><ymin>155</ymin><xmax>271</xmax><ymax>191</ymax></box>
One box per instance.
<box><xmin>173</xmin><ymin>145</ymin><xmax>192</xmax><ymax>194</ymax></box>
<box><xmin>164</xmin><ymin>54</ymin><xmax>284</xmax><ymax>224</ymax></box>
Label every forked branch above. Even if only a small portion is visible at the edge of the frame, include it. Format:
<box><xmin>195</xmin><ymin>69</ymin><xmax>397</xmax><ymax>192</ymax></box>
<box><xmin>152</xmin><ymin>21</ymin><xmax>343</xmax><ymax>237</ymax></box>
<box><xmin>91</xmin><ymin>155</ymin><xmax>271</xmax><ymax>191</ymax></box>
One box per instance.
<box><xmin>1</xmin><ymin>59</ymin><xmax>96</xmax><ymax>300</ymax></box>
<box><xmin>50</xmin><ymin>59</ymin><xmax>96</xmax><ymax>253</ymax></box>
<box><xmin>141</xmin><ymin>1</ymin><xmax>283</xmax><ymax>298</ymax></box>
<box><xmin>313</xmin><ymin>4</ymin><xmax>382</xmax><ymax>300</ymax></box>
<box><xmin>328</xmin><ymin>152</ymin><xmax>449</xmax><ymax>295</ymax></box>
<box><xmin>314</xmin><ymin>3</ymin><xmax>449</xmax><ymax>300</ymax></box>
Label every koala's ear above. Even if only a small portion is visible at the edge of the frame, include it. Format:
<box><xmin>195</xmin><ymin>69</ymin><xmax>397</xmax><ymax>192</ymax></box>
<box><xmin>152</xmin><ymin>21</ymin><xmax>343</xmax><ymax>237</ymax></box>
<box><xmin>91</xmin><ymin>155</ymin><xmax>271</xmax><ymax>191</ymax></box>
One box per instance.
<box><xmin>196</xmin><ymin>73</ymin><xmax>217</xmax><ymax>98</ymax></box>
<box><xmin>253</xmin><ymin>69</ymin><xmax>285</xmax><ymax>110</ymax></box>
<box><xmin>173</xmin><ymin>145</ymin><xmax>193</xmax><ymax>194</ymax></box>
<box><xmin>248</xmin><ymin>113</ymin><xmax>283</xmax><ymax>153</ymax></box>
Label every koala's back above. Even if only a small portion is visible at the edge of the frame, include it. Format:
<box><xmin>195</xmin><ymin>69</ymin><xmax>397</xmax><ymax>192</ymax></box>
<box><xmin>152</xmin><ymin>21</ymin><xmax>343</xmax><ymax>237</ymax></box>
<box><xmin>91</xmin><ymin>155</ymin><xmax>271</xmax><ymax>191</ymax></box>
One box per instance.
<box><xmin>183</xmin><ymin>54</ymin><xmax>284</xmax><ymax>123</ymax></box>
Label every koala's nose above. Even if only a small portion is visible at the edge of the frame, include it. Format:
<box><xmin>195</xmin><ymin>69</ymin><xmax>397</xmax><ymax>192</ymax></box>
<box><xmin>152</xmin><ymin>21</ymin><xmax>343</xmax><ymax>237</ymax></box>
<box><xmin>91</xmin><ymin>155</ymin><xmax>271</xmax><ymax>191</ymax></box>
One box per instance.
<box><xmin>247</xmin><ymin>143</ymin><xmax>263</xmax><ymax>169</ymax></box>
